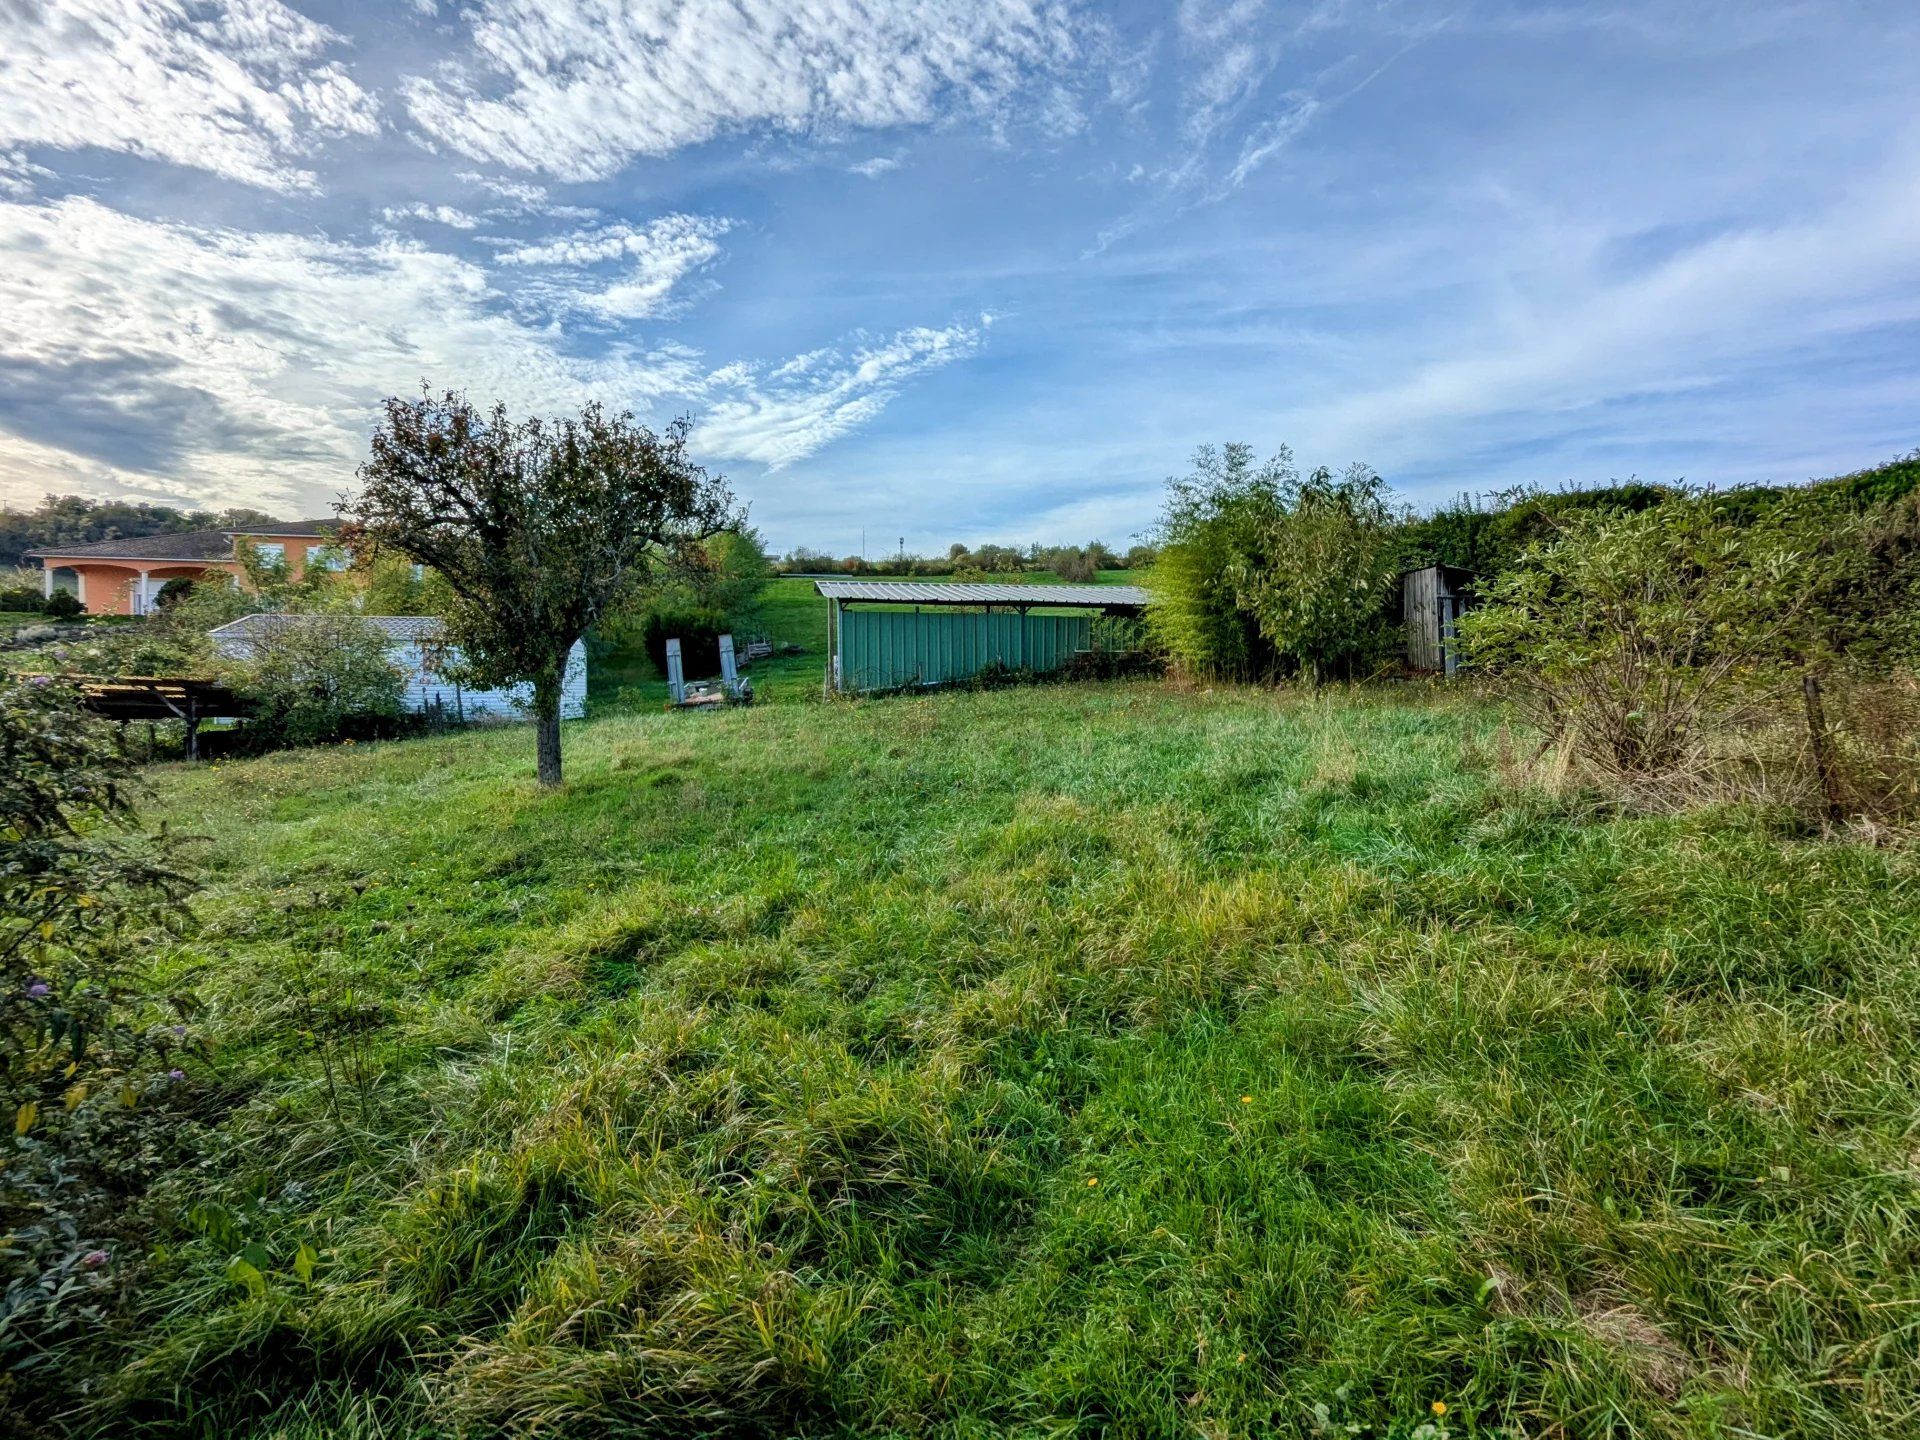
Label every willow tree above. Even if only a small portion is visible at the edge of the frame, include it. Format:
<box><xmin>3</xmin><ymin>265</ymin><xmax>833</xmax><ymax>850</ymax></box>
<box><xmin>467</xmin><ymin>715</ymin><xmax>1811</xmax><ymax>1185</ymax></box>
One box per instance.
<box><xmin>345</xmin><ymin>390</ymin><xmax>735</xmax><ymax>786</ymax></box>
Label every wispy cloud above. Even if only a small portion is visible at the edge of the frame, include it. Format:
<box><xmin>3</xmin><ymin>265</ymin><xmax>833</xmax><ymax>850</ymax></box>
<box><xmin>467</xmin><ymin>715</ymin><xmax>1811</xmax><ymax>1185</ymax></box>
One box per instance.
<box><xmin>0</xmin><ymin>0</ymin><xmax>379</xmax><ymax>192</ymax></box>
<box><xmin>401</xmin><ymin>0</ymin><xmax>1088</xmax><ymax>180</ymax></box>
<box><xmin>0</xmin><ymin>197</ymin><xmax>986</xmax><ymax>509</ymax></box>
<box><xmin>697</xmin><ymin>321</ymin><xmax>989</xmax><ymax>468</ymax></box>
<box><xmin>1292</xmin><ymin>151</ymin><xmax>1920</xmax><ymax>461</ymax></box>
<box><xmin>496</xmin><ymin>215</ymin><xmax>733</xmax><ymax>319</ymax></box>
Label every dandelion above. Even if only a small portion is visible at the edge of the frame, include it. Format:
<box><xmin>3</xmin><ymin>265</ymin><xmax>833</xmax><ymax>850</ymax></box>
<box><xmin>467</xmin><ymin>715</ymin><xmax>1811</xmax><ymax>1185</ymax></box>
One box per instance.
<box><xmin>1086</xmin><ymin>1176</ymin><xmax>1099</xmax><ymax>1187</ymax></box>
<box><xmin>1431</xmin><ymin>1401</ymin><xmax>1447</xmax><ymax>1416</ymax></box>
<box><xmin>1240</xmin><ymin>1095</ymin><xmax>1252</xmax><ymax>1104</ymax></box>
<box><xmin>1235</xmin><ymin>1352</ymin><xmax>1247</xmax><ymax>1365</ymax></box>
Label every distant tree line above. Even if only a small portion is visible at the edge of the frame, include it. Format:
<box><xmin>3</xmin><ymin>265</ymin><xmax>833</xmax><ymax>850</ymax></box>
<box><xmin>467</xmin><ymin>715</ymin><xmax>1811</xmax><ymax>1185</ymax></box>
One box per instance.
<box><xmin>776</xmin><ymin>539</ymin><xmax>1158</xmax><ymax>579</ymax></box>
<box><xmin>0</xmin><ymin>494</ymin><xmax>288</xmax><ymax>569</ymax></box>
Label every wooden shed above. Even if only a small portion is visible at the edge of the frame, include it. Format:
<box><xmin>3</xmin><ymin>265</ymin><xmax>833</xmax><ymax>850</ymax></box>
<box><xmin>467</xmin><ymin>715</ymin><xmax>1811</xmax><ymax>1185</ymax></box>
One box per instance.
<box><xmin>1401</xmin><ymin>564</ymin><xmax>1476</xmax><ymax>676</ymax></box>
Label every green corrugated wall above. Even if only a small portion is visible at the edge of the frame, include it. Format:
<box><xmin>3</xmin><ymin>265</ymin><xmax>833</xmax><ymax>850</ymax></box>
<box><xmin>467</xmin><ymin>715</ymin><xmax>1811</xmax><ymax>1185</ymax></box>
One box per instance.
<box><xmin>839</xmin><ymin>609</ymin><xmax>1092</xmax><ymax>692</ymax></box>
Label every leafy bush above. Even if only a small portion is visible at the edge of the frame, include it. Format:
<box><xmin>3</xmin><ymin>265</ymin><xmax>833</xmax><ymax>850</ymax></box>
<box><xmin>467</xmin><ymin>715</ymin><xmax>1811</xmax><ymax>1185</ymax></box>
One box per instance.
<box><xmin>610</xmin><ymin>528</ymin><xmax>772</xmax><ymax>679</ymax></box>
<box><xmin>41</xmin><ymin>589</ymin><xmax>82</xmax><ymax>620</ymax></box>
<box><xmin>228</xmin><ymin>616</ymin><xmax>407</xmax><ymax>750</ymax></box>
<box><xmin>1</xmin><ymin>678</ymin><xmax>190</xmax><ymax>1106</ymax></box>
<box><xmin>1396</xmin><ymin>482</ymin><xmax>1679</xmax><ymax>579</ymax></box>
<box><xmin>1148</xmin><ymin>443</ymin><xmax>1398</xmax><ymax>683</ymax></box>
<box><xmin>637</xmin><ymin>606</ymin><xmax>728</xmax><ymax>677</ymax></box>
<box><xmin>1145</xmin><ymin>445</ymin><xmax>1278</xmax><ymax>680</ymax></box>
<box><xmin>1461</xmin><ymin>491</ymin><xmax>1919</xmax><ymax>811</ymax></box>
<box><xmin>1231</xmin><ymin>462</ymin><xmax>1400</xmax><ymax>682</ymax></box>
<box><xmin>0</xmin><ymin>677</ymin><xmax>201</xmax><ymax>1416</ymax></box>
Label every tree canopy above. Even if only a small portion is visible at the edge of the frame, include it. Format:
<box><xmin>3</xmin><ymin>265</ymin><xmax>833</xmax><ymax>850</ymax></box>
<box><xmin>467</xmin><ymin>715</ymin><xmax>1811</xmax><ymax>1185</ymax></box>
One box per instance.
<box><xmin>344</xmin><ymin>390</ymin><xmax>737</xmax><ymax>785</ymax></box>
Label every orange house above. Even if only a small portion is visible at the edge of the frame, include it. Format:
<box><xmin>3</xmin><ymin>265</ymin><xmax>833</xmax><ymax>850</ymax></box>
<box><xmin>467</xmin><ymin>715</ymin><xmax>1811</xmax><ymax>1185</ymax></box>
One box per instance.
<box><xmin>27</xmin><ymin>522</ymin><xmax>347</xmax><ymax>617</ymax></box>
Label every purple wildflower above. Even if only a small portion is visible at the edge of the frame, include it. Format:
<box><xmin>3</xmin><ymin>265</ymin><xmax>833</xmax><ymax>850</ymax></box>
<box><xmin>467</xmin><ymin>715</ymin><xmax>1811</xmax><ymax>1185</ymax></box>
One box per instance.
<box><xmin>82</xmin><ymin>1250</ymin><xmax>110</xmax><ymax>1267</ymax></box>
<box><xmin>25</xmin><ymin>982</ymin><xmax>50</xmax><ymax>998</ymax></box>
<box><xmin>29</xmin><ymin>675</ymin><xmax>50</xmax><ymax>688</ymax></box>
<box><xmin>167</xmin><ymin>1068</ymin><xmax>186</xmax><ymax>1081</ymax></box>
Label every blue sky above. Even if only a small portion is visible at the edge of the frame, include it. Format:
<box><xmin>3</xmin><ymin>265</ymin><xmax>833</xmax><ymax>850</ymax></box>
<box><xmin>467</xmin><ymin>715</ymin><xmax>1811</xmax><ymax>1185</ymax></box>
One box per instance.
<box><xmin>1</xmin><ymin>1</ymin><xmax>1915</xmax><ymax>554</ymax></box>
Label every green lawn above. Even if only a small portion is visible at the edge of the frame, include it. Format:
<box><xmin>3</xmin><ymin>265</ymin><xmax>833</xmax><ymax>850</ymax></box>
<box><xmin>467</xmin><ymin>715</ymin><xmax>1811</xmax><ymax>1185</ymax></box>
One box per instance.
<box><xmin>70</xmin><ymin>681</ymin><xmax>1920</xmax><ymax>1437</ymax></box>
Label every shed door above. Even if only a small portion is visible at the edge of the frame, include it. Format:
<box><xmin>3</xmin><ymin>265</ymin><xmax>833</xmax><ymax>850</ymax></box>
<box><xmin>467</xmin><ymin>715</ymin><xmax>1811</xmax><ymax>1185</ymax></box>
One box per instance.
<box><xmin>1437</xmin><ymin>596</ymin><xmax>1463</xmax><ymax>677</ymax></box>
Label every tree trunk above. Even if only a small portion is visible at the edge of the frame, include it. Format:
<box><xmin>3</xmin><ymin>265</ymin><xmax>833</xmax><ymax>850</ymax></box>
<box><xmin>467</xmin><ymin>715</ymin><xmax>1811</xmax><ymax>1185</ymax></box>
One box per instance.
<box><xmin>533</xmin><ymin>670</ymin><xmax>564</xmax><ymax>788</ymax></box>
<box><xmin>1801</xmin><ymin>668</ymin><xmax>1842</xmax><ymax>822</ymax></box>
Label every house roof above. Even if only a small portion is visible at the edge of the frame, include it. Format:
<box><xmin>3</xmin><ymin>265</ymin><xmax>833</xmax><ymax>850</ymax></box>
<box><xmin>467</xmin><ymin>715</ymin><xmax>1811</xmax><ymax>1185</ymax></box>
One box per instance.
<box><xmin>27</xmin><ymin>530</ymin><xmax>238</xmax><ymax>563</ymax></box>
<box><xmin>814</xmin><ymin>580</ymin><xmax>1150</xmax><ymax>609</ymax></box>
<box><xmin>228</xmin><ymin>520</ymin><xmax>338</xmax><ymax>538</ymax></box>
<box><xmin>207</xmin><ymin>613</ymin><xmax>444</xmax><ymax>642</ymax></box>
<box><xmin>28</xmin><ymin>520</ymin><xmax>340</xmax><ymax>563</ymax></box>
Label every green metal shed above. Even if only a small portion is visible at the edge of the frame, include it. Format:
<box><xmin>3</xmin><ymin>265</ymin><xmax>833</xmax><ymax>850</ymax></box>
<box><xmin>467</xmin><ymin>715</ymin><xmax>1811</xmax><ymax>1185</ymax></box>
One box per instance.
<box><xmin>814</xmin><ymin>580</ymin><xmax>1150</xmax><ymax>695</ymax></box>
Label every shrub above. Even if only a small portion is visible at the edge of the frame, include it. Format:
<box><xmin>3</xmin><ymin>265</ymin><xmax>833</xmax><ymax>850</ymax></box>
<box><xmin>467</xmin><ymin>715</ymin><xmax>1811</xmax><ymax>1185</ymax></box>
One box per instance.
<box><xmin>609</xmin><ymin>529</ymin><xmax>772</xmax><ymax>680</ymax></box>
<box><xmin>0</xmin><ymin>676</ymin><xmax>198</xmax><ymax>1419</ymax></box>
<box><xmin>228</xmin><ymin>616</ymin><xmax>407</xmax><ymax>749</ymax></box>
<box><xmin>1145</xmin><ymin>445</ymin><xmax>1279</xmax><ymax>680</ymax></box>
<box><xmin>0</xmin><ymin>677</ymin><xmax>190</xmax><ymax>1105</ymax></box>
<box><xmin>1148</xmin><ymin>443</ymin><xmax>1398</xmax><ymax>683</ymax></box>
<box><xmin>1461</xmin><ymin>492</ymin><xmax>1915</xmax><ymax>810</ymax></box>
<box><xmin>42</xmin><ymin>589</ymin><xmax>83</xmax><ymax>620</ymax></box>
<box><xmin>638</xmin><ymin>607</ymin><xmax>727</xmax><ymax>678</ymax></box>
<box><xmin>1230</xmin><ymin>462</ymin><xmax>1400</xmax><ymax>683</ymax></box>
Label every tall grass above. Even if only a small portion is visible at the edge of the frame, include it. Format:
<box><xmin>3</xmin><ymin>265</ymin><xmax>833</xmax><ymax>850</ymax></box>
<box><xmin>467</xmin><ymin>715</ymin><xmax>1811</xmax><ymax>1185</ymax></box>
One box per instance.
<box><xmin>41</xmin><ymin>681</ymin><xmax>1920</xmax><ymax>1437</ymax></box>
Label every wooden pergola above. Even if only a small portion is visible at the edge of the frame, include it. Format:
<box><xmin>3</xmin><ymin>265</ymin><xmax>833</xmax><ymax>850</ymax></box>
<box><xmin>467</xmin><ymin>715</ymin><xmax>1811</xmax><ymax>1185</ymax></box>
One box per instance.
<box><xmin>60</xmin><ymin>676</ymin><xmax>253</xmax><ymax>760</ymax></box>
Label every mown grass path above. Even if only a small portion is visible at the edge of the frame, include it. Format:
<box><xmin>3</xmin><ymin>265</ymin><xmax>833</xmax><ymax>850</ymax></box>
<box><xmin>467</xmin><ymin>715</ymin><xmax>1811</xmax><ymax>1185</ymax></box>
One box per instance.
<box><xmin>103</xmin><ymin>682</ymin><xmax>1920</xmax><ymax>1438</ymax></box>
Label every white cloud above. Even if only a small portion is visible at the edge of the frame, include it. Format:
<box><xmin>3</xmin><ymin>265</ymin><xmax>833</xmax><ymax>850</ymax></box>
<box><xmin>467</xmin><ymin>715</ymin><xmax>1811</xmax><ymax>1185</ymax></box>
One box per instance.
<box><xmin>850</xmin><ymin>155</ymin><xmax>904</xmax><ymax>178</ymax></box>
<box><xmin>0</xmin><ymin>0</ymin><xmax>379</xmax><ymax>192</ymax></box>
<box><xmin>402</xmin><ymin>0</ymin><xmax>1086</xmax><ymax>180</ymax></box>
<box><xmin>1177</xmin><ymin>0</ymin><xmax>1279</xmax><ymax>148</ymax></box>
<box><xmin>497</xmin><ymin>215</ymin><xmax>733</xmax><ymax>319</ymax></box>
<box><xmin>697</xmin><ymin>322</ymin><xmax>986</xmax><ymax>468</ymax></box>
<box><xmin>0</xmin><ymin>198</ymin><xmax>984</xmax><ymax>512</ymax></box>
<box><xmin>381</xmin><ymin>203</ymin><xmax>482</xmax><ymax>229</ymax></box>
<box><xmin>0</xmin><ymin>150</ymin><xmax>53</xmax><ymax>199</ymax></box>
<box><xmin>457</xmin><ymin>172</ymin><xmax>550</xmax><ymax>207</ymax></box>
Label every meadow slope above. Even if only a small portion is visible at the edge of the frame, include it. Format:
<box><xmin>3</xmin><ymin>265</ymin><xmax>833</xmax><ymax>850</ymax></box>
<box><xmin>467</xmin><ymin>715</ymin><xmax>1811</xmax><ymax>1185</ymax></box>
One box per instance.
<box><xmin>78</xmin><ymin>682</ymin><xmax>1920</xmax><ymax>1438</ymax></box>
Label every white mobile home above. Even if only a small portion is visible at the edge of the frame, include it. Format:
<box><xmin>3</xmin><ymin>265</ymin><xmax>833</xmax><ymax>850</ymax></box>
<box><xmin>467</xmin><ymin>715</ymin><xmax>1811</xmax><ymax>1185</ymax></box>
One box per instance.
<box><xmin>209</xmin><ymin>614</ymin><xmax>587</xmax><ymax>721</ymax></box>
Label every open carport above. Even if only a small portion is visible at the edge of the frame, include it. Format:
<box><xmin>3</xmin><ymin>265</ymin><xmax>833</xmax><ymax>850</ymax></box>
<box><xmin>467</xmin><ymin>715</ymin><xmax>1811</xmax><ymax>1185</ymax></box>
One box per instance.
<box><xmin>814</xmin><ymin>580</ymin><xmax>1149</xmax><ymax>695</ymax></box>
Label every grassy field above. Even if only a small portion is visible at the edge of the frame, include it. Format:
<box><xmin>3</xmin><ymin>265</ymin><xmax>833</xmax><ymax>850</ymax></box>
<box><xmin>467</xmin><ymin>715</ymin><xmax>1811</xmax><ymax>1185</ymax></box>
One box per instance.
<box><xmin>58</xmin><ymin>675</ymin><xmax>1920</xmax><ymax>1438</ymax></box>
<box><xmin>589</xmin><ymin>571</ymin><xmax>1142</xmax><ymax>711</ymax></box>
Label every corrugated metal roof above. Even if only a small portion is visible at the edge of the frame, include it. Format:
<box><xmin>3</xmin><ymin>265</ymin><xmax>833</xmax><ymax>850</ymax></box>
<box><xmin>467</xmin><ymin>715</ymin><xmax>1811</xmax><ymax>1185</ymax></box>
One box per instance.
<box><xmin>814</xmin><ymin>580</ymin><xmax>1149</xmax><ymax>608</ymax></box>
<box><xmin>207</xmin><ymin>613</ymin><xmax>444</xmax><ymax>641</ymax></box>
